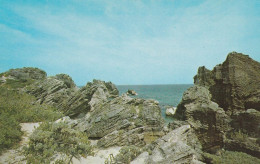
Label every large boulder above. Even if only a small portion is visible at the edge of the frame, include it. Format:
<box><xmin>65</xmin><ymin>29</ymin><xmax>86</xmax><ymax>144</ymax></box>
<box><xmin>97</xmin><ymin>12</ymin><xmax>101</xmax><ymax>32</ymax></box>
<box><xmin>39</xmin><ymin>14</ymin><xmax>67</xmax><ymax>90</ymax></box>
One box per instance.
<box><xmin>194</xmin><ymin>52</ymin><xmax>260</xmax><ymax>113</ymax></box>
<box><xmin>132</xmin><ymin>125</ymin><xmax>205</xmax><ymax>164</ymax></box>
<box><xmin>175</xmin><ymin>85</ymin><xmax>230</xmax><ymax>153</ymax></box>
<box><xmin>76</xmin><ymin>94</ymin><xmax>164</xmax><ymax>148</ymax></box>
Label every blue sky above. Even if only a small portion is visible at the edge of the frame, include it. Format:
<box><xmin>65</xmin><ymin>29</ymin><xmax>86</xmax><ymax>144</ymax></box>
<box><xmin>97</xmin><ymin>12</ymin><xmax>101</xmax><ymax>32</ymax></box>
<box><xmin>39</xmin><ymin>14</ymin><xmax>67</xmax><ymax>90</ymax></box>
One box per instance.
<box><xmin>0</xmin><ymin>0</ymin><xmax>259</xmax><ymax>85</ymax></box>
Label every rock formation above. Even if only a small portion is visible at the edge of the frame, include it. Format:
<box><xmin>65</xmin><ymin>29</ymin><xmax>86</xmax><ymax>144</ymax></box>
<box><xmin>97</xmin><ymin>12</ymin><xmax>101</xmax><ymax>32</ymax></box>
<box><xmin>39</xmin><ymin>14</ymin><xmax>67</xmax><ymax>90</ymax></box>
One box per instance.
<box><xmin>132</xmin><ymin>125</ymin><xmax>204</xmax><ymax>164</ymax></box>
<box><xmin>175</xmin><ymin>85</ymin><xmax>230</xmax><ymax>153</ymax></box>
<box><xmin>194</xmin><ymin>52</ymin><xmax>260</xmax><ymax>113</ymax></box>
<box><xmin>126</xmin><ymin>89</ymin><xmax>138</xmax><ymax>96</ymax></box>
<box><xmin>165</xmin><ymin>107</ymin><xmax>176</xmax><ymax>116</ymax></box>
<box><xmin>76</xmin><ymin>94</ymin><xmax>164</xmax><ymax>147</ymax></box>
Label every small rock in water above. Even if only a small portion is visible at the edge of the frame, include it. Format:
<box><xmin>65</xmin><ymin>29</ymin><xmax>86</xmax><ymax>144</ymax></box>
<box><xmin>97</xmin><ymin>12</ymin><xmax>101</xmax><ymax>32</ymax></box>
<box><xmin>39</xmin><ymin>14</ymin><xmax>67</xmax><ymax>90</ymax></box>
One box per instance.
<box><xmin>126</xmin><ymin>89</ymin><xmax>138</xmax><ymax>96</ymax></box>
<box><xmin>165</xmin><ymin>107</ymin><xmax>176</xmax><ymax>116</ymax></box>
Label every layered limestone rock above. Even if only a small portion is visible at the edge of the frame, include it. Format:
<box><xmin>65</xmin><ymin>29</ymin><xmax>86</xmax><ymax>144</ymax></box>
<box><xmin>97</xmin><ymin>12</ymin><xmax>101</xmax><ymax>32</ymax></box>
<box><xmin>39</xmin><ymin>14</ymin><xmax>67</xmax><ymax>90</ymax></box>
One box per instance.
<box><xmin>194</xmin><ymin>52</ymin><xmax>260</xmax><ymax>113</ymax></box>
<box><xmin>26</xmin><ymin>78</ymin><xmax>119</xmax><ymax>117</ymax></box>
<box><xmin>25</xmin><ymin>74</ymin><xmax>77</xmax><ymax>109</ymax></box>
<box><xmin>175</xmin><ymin>86</ymin><xmax>230</xmax><ymax>153</ymax></box>
<box><xmin>132</xmin><ymin>125</ymin><xmax>204</xmax><ymax>164</ymax></box>
<box><xmin>76</xmin><ymin>94</ymin><xmax>164</xmax><ymax>148</ymax></box>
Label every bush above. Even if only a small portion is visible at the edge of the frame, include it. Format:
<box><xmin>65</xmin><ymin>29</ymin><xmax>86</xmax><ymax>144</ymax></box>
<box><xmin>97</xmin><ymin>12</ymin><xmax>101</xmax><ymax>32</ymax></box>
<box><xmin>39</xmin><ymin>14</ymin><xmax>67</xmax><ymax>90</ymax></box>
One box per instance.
<box><xmin>0</xmin><ymin>113</ymin><xmax>22</xmax><ymax>154</ymax></box>
<box><xmin>112</xmin><ymin>145</ymin><xmax>142</xmax><ymax>164</ymax></box>
<box><xmin>203</xmin><ymin>151</ymin><xmax>260</xmax><ymax>164</ymax></box>
<box><xmin>23</xmin><ymin>120</ymin><xmax>93</xmax><ymax>163</ymax></box>
<box><xmin>0</xmin><ymin>86</ymin><xmax>63</xmax><ymax>153</ymax></box>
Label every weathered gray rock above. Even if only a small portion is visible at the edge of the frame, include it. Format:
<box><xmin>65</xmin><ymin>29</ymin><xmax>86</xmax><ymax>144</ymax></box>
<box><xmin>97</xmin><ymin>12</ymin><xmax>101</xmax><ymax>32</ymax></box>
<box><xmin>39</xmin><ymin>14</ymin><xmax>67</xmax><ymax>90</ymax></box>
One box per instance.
<box><xmin>175</xmin><ymin>86</ymin><xmax>230</xmax><ymax>153</ymax></box>
<box><xmin>126</xmin><ymin>89</ymin><xmax>138</xmax><ymax>96</ymax></box>
<box><xmin>25</xmin><ymin>75</ymin><xmax>77</xmax><ymax>108</ymax></box>
<box><xmin>76</xmin><ymin>94</ymin><xmax>164</xmax><ymax>148</ymax></box>
<box><xmin>25</xmin><ymin>78</ymin><xmax>119</xmax><ymax>117</ymax></box>
<box><xmin>64</xmin><ymin>79</ymin><xmax>119</xmax><ymax>117</ymax></box>
<box><xmin>165</xmin><ymin>107</ymin><xmax>176</xmax><ymax>116</ymax></box>
<box><xmin>194</xmin><ymin>52</ymin><xmax>260</xmax><ymax>113</ymax></box>
<box><xmin>133</xmin><ymin>125</ymin><xmax>205</xmax><ymax>164</ymax></box>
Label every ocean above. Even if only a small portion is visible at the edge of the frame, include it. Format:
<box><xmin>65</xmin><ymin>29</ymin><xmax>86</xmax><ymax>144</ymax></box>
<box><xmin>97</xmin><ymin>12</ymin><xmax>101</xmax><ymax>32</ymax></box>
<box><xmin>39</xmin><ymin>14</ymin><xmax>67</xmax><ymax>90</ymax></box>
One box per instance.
<box><xmin>117</xmin><ymin>84</ymin><xmax>193</xmax><ymax>123</ymax></box>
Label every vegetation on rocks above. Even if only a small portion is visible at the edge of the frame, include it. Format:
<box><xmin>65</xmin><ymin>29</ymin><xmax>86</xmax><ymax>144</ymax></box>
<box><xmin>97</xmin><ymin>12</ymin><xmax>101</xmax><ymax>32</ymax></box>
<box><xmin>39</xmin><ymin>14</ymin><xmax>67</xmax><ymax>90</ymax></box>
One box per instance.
<box><xmin>203</xmin><ymin>151</ymin><xmax>260</xmax><ymax>164</ymax></box>
<box><xmin>0</xmin><ymin>86</ymin><xmax>63</xmax><ymax>154</ymax></box>
<box><xmin>23</xmin><ymin>120</ymin><xmax>93</xmax><ymax>164</ymax></box>
<box><xmin>113</xmin><ymin>146</ymin><xmax>142</xmax><ymax>164</ymax></box>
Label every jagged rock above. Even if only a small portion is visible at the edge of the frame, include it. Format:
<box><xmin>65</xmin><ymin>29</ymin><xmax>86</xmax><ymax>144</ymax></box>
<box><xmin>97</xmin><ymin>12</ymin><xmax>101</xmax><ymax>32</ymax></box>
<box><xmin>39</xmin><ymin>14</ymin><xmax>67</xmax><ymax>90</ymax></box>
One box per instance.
<box><xmin>76</xmin><ymin>94</ymin><xmax>164</xmax><ymax>148</ymax></box>
<box><xmin>25</xmin><ymin>75</ymin><xmax>77</xmax><ymax>108</ymax></box>
<box><xmin>194</xmin><ymin>52</ymin><xmax>260</xmax><ymax>113</ymax></box>
<box><xmin>64</xmin><ymin>79</ymin><xmax>119</xmax><ymax>117</ymax></box>
<box><xmin>25</xmin><ymin>78</ymin><xmax>119</xmax><ymax>117</ymax></box>
<box><xmin>175</xmin><ymin>86</ymin><xmax>230</xmax><ymax>153</ymax></box>
<box><xmin>132</xmin><ymin>125</ymin><xmax>205</xmax><ymax>164</ymax></box>
<box><xmin>126</xmin><ymin>89</ymin><xmax>138</xmax><ymax>96</ymax></box>
<box><xmin>165</xmin><ymin>107</ymin><xmax>176</xmax><ymax>116</ymax></box>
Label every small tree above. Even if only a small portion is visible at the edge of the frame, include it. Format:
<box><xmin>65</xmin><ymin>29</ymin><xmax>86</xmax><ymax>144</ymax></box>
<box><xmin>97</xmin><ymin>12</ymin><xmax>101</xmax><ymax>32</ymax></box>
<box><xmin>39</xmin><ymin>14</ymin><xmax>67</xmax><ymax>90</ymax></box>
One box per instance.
<box><xmin>23</xmin><ymin>120</ymin><xmax>93</xmax><ymax>163</ymax></box>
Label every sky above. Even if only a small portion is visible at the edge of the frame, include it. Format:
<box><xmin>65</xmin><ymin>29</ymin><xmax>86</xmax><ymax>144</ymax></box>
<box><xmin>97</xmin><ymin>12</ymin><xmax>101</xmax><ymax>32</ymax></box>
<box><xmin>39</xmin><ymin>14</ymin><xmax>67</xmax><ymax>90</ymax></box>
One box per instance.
<box><xmin>0</xmin><ymin>0</ymin><xmax>259</xmax><ymax>85</ymax></box>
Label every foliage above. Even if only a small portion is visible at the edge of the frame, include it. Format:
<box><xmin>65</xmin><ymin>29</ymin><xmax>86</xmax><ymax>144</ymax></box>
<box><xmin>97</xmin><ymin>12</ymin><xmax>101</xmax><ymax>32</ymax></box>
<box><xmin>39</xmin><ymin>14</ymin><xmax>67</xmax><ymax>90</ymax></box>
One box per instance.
<box><xmin>23</xmin><ymin>120</ymin><xmax>93</xmax><ymax>164</ymax></box>
<box><xmin>203</xmin><ymin>151</ymin><xmax>260</xmax><ymax>164</ymax></box>
<box><xmin>230</xmin><ymin>130</ymin><xmax>248</xmax><ymax>142</ymax></box>
<box><xmin>0</xmin><ymin>86</ymin><xmax>63</xmax><ymax>153</ymax></box>
<box><xmin>0</xmin><ymin>113</ymin><xmax>22</xmax><ymax>154</ymax></box>
<box><xmin>3</xmin><ymin>78</ymin><xmax>35</xmax><ymax>90</ymax></box>
<box><xmin>112</xmin><ymin>145</ymin><xmax>142</xmax><ymax>164</ymax></box>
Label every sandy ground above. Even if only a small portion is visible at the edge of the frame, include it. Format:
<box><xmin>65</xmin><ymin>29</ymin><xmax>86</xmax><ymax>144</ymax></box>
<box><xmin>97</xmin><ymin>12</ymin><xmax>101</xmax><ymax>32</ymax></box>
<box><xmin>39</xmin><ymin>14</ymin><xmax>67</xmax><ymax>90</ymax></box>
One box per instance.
<box><xmin>0</xmin><ymin>123</ymin><xmax>121</xmax><ymax>164</ymax></box>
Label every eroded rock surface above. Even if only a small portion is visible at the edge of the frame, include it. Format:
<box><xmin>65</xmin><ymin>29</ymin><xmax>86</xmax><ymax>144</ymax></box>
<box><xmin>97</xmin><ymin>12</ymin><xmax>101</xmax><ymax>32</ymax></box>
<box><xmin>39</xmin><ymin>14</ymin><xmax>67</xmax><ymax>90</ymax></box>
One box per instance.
<box><xmin>194</xmin><ymin>52</ymin><xmax>260</xmax><ymax>113</ymax></box>
<box><xmin>175</xmin><ymin>86</ymin><xmax>230</xmax><ymax>153</ymax></box>
<box><xmin>133</xmin><ymin>125</ymin><xmax>205</xmax><ymax>164</ymax></box>
<box><xmin>76</xmin><ymin>94</ymin><xmax>164</xmax><ymax>147</ymax></box>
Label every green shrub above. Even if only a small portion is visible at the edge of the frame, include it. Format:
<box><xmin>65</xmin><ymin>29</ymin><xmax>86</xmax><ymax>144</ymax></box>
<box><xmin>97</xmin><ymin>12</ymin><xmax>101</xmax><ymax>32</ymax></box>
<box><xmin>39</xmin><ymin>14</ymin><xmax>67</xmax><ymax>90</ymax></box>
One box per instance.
<box><xmin>203</xmin><ymin>151</ymin><xmax>260</xmax><ymax>164</ymax></box>
<box><xmin>112</xmin><ymin>145</ymin><xmax>142</xmax><ymax>164</ymax></box>
<box><xmin>0</xmin><ymin>86</ymin><xmax>63</xmax><ymax>153</ymax></box>
<box><xmin>23</xmin><ymin>121</ymin><xmax>93</xmax><ymax>163</ymax></box>
<box><xmin>0</xmin><ymin>113</ymin><xmax>22</xmax><ymax>154</ymax></box>
<box><xmin>230</xmin><ymin>130</ymin><xmax>248</xmax><ymax>142</ymax></box>
<box><xmin>0</xmin><ymin>86</ymin><xmax>63</xmax><ymax>123</ymax></box>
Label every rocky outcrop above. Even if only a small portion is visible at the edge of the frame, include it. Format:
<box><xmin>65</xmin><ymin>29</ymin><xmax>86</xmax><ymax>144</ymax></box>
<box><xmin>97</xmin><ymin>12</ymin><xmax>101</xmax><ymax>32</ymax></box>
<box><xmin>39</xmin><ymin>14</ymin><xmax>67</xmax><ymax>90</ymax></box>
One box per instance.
<box><xmin>25</xmin><ymin>74</ymin><xmax>77</xmax><ymax>108</ymax></box>
<box><xmin>64</xmin><ymin>79</ymin><xmax>119</xmax><ymax>117</ymax></box>
<box><xmin>26</xmin><ymin>78</ymin><xmax>119</xmax><ymax>117</ymax></box>
<box><xmin>194</xmin><ymin>52</ymin><xmax>260</xmax><ymax>113</ymax></box>
<box><xmin>175</xmin><ymin>86</ymin><xmax>230</xmax><ymax>153</ymax></box>
<box><xmin>76</xmin><ymin>94</ymin><xmax>164</xmax><ymax>148</ymax></box>
<box><xmin>126</xmin><ymin>89</ymin><xmax>138</xmax><ymax>96</ymax></box>
<box><xmin>132</xmin><ymin>125</ymin><xmax>204</xmax><ymax>164</ymax></box>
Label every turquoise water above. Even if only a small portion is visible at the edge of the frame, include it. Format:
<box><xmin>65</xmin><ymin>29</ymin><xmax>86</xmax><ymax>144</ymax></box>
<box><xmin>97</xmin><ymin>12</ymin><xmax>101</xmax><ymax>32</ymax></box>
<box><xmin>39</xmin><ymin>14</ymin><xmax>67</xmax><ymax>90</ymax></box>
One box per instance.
<box><xmin>117</xmin><ymin>84</ymin><xmax>193</xmax><ymax>123</ymax></box>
